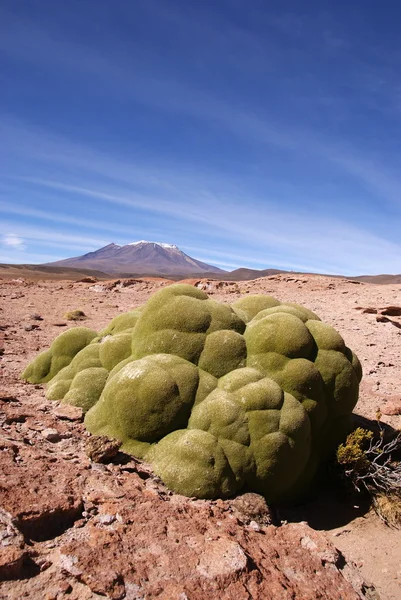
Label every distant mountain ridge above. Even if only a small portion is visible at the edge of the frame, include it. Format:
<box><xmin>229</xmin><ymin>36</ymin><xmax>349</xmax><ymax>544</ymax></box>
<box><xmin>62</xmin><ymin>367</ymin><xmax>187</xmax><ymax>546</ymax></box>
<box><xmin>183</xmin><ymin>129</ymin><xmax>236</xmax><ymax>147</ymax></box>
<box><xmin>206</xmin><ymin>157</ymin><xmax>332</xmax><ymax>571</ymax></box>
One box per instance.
<box><xmin>45</xmin><ymin>241</ymin><xmax>226</xmax><ymax>276</ymax></box>
<box><xmin>38</xmin><ymin>241</ymin><xmax>401</xmax><ymax>282</ymax></box>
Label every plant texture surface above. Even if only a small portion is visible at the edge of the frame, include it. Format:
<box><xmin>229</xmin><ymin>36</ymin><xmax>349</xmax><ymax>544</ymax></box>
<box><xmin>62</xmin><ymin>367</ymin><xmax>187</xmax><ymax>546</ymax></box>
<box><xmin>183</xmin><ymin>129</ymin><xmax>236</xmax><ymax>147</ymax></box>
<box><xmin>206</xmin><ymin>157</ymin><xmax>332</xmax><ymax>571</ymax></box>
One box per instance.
<box><xmin>22</xmin><ymin>284</ymin><xmax>362</xmax><ymax>503</ymax></box>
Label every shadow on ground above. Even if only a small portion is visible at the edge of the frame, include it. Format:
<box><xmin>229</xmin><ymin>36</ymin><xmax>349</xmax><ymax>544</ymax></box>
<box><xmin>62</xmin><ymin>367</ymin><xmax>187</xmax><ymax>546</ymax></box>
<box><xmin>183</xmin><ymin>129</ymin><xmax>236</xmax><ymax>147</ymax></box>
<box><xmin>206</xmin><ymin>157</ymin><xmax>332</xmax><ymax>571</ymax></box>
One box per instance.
<box><xmin>276</xmin><ymin>413</ymin><xmax>398</xmax><ymax>531</ymax></box>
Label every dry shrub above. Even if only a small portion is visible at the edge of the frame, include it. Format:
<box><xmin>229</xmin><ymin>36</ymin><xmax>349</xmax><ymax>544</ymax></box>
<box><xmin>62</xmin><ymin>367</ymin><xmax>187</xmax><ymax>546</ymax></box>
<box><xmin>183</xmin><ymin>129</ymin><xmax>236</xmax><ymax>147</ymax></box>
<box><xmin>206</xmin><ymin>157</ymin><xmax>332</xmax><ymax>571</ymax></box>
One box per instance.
<box><xmin>337</xmin><ymin>424</ymin><xmax>401</xmax><ymax>527</ymax></box>
<box><xmin>64</xmin><ymin>309</ymin><xmax>86</xmax><ymax>321</ymax></box>
<box><xmin>372</xmin><ymin>493</ymin><xmax>401</xmax><ymax>527</ymax></box>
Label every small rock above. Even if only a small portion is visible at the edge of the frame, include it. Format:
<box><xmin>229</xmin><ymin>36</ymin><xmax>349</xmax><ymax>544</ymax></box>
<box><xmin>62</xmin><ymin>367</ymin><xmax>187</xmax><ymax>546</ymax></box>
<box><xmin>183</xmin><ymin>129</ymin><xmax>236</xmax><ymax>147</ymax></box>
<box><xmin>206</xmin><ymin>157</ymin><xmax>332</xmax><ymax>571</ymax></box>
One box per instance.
<box><xmin>30</xmin><ymin>313</ymin><xmax>43</xmax><ymax>321</ymax></box>
<box><xmin>89</xmin><ymin>570</ymin><xmax>125</xmax><ymax>599</ymax></box>
<box><xmin>38</xmin><ymin>559</ymin><xmax>52</xmax><ymax>572</ymax></box>
<box><xmin>73</xmin><ymin>519</ymin><xmax>86</xmax><ymax>529</ymax></box>
<box><xmin>0</xmin><ymin>395</ymin><xmax>19</xmax><ymax>403</ymax></box>
<box><xmin>59</xmin><ymin>553</ymin><xmax>83</xmax><ymax>578</ymax></box>
<box><xmin>197</xmin><ymin>538</ymin><xmax>248</xmax><ymax>579</ymax></box>
<box><xmin>41</xmin><ymin>428</ymin><xmax>62</xmax><ymax>442</ymax></box>
<box><xmin>125</xmin><ymin>583</ymin><xmax>145</xmax><ymax>598</ymax></box>
<box><xmin>97</xmin><ymin>514</ymin><xmax>116</xmax><ymax>525</ymax></box>
<box><xmin>4</xmin><ymin>412</ymin><xmax>27</xmax><ymax>424</ymax></box>
<box><xmin>57</xmin><ymin>581</ymin><xmax>73</xmax><ymax>594</ymax></box>
<box><xmin>248</xmin><ymin>520</ymin><xmax>262</xmax><ymax>532</ymax></box>
<box><xmin>24</xmin><ymin>324</ymin><xmax>40</xmax><ymax>331</ymax></box>
<box><xmin>380</xmin><ymin>306</ymin><xmax>401</xmax><ymax>317</ymax></box>
<box><xmin>53</xmin><ymin>404</ymin><xmax>83</xmax><ymax>421</ymax></box>
<box><xmin>85</xmin><ymin>435</ymin><xmax>121</xmax><ymax>463</ymax></box>
<box><xmin>381</xmin><ymin>402</ymin><xmax>401</xmax><ymax>416</ymax></box>
<box><xmin>230</xmin><ymin>492</ymin><xmax>275</xmax><ymax>526</ymax></box>
<box><xmin>84</xmin><ymin>502</ymin><xmax>97</xmax><ymax>515</ymax></box>
<box><xmin>376</xmin><ymin>315</ymin><xmax>401</xmax><ymax>329</ymax></box>
<box><xmin>76</xmin><ymin>277</ymin><xmax>98</xmax><ymax>283</ymax></box>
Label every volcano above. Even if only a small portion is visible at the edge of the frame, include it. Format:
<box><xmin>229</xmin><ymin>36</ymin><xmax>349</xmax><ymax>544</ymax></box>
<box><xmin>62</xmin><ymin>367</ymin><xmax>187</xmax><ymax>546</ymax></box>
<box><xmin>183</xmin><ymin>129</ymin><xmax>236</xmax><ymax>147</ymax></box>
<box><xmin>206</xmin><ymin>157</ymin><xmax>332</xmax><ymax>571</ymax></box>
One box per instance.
<box><xmin>45</xmin><ymin>241</ymin><xmax>226</xmax><ymax>276</ymax></box>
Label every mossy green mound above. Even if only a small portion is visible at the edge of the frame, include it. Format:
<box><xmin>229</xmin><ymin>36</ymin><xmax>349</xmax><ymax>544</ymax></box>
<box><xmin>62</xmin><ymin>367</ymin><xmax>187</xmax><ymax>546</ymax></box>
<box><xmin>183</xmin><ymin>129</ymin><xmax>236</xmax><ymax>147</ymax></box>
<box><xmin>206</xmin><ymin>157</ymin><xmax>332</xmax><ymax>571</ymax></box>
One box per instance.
<box><xmin>22</xmin><ymin>284</ymin><xmax>362</xmax><ymax>503</ymax></box>
<box><xmin>85</xmin><ymin>353</ymin><xmax>200</xmax><ymax>457</ymax></box>
<box><xmin>45</xmin><ymin>343</ymin><xmax>103</xmax><ymax>401</ymax></box>
<box><xmin>98</xmin><ymin>333</ymin><xmax>133</xmax><ymax>370</ymax></box>
<box><xmin>99</xmin><ymin>309</ymin><xmax>142</xmax><ymax>336</ymax></box>
<box><xmin>22</xmin><ymin>327</ymin><xmax>98</xmax><ymax>384</ymax></box>
<box><xmin>63</xmin><ymin>367</ymin><xmax>109</xmax><ymax>412</ymax></box>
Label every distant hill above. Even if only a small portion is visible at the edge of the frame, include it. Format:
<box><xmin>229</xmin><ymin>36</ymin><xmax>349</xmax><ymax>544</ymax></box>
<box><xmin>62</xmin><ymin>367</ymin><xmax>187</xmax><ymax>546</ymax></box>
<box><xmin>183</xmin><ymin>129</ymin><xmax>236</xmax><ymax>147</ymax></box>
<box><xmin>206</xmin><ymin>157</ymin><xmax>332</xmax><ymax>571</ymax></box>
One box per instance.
<box><xmin>0</xmin><ymin>263</ymin><xmax>110</xmax><ymax>281</ymax></box>
<box><xmin>2</xmin><ymin>242</ymin><xmax>399</xmax><ymax>283</ymax></box>
<box><xmin>45</xmin><ymin>241</ymin><xmax>226</xmax><ymax>277</ymax></box>
<box><xmin>223</xmin><ymin>267</ymin><xmax>285</xmax><ymax>281</ymax></box>
<box><xmin>351</xmin><ymin>274</ymin><xmax>401</xmax><ymax>285</ymax></box>
<box><xmin>225</xmin><ymin>268</ymin><xmax>401</xmax><ymax>285</ymax></box>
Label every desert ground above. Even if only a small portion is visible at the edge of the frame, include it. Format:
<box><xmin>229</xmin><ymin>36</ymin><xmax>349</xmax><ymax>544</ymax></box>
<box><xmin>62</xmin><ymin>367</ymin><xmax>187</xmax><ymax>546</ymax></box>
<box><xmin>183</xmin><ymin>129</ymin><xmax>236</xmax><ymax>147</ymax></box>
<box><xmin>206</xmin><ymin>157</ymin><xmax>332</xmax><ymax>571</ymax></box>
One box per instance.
<box><xmin>1</xmin><ymin>272</ymin><xmax>400</xmax><ymax>599</ymax></box>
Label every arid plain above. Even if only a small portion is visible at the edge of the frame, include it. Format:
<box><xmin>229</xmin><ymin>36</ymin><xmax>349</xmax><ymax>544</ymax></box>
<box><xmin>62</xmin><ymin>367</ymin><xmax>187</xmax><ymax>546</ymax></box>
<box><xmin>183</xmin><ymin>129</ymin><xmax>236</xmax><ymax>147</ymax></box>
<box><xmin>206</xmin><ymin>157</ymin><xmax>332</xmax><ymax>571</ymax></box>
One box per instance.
<box><xmin>1</xmin><ymin>271</ymin><xmax>400</xmax><ymax>599</ymax></box>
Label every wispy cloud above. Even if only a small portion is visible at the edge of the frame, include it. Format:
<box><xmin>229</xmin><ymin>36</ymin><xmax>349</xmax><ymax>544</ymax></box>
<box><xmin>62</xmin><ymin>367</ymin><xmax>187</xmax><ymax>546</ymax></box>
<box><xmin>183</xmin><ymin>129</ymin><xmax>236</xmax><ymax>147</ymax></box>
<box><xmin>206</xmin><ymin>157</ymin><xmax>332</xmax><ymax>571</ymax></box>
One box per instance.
<box><xmin>0</xmin><ymin>250</ymin><xmax>65</xmax><ymax>264</ymax></box>
<box><xmin>12</xmin><ymin>180</ymin><xmax>401</xmax><ymax>276</ymax></box>
<box><xmin>2</xmin><ymin>233</ymin><xmax>26</xmax><ymax>250</ymax></box>
<box><xmin>0</xmin><ymin>199</ymin><xmax>160</xmax><ymax>241</ymax></box>
<box><xmin>0</xmin><ymin>220</ymin><xmax>109</xmax><ymax>252</ymax></box>
<box><xmin>14</xmin><ymin>172</ymin><xmax>399</xmax><ymax>262</ymax></box>
<box><xmin>1</xmin><ymin>117</ymin><xmax>400</xmax><ymax>275</ymax></box>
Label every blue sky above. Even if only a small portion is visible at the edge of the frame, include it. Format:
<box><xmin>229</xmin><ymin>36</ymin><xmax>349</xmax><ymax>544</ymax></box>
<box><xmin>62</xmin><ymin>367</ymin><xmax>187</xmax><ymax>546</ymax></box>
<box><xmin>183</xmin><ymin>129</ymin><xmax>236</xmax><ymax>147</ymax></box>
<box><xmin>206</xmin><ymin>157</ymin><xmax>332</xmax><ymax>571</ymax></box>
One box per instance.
<box><xmin>1</xmin><ymin>0</ymin><xmax>401</xmax><ymax>275</ymax></box>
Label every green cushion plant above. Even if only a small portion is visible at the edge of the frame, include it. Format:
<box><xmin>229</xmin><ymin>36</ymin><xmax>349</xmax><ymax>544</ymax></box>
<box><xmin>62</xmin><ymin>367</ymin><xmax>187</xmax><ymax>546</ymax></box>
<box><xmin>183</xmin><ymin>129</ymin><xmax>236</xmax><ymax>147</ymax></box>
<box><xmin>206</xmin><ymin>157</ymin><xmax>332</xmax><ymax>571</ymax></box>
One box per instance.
<box><xmin>22</xmin><ymin>284</ymin><xmax>362</xmax><ymax>503</ymax></box>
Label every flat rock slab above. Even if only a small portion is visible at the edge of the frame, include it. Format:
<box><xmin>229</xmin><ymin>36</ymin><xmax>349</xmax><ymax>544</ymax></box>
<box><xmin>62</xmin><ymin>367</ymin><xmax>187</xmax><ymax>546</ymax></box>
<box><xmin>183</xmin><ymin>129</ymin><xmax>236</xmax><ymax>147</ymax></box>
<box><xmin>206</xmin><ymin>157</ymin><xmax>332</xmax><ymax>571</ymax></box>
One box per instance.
<box><xmin>53</xmin><ymin>405</ymin><xmax>84</xmax><ymax>421</ymax></box>
<box><xmin>56</xmin><ymin>510</ymin><xmax>372</xmax><ymax>600</ymax></box>
<box><xmin>0</xmin><ymin>437</ymin><xmax>84</xmax><ymax>541</ymax></box>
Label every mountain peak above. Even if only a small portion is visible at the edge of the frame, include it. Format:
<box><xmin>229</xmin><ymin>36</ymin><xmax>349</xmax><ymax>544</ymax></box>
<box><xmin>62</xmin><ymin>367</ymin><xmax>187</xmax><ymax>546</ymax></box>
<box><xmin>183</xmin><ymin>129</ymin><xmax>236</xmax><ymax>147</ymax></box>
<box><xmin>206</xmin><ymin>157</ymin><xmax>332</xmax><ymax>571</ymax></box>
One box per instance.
<box><xmin>45</xmin><ymin>241</ymin><xmax>225</xmax><ymax>276</ymax></box>
<box><xmin>127</xmin><ymin>240</ymin><xmax>179</xmax><ymax>250</ymax></box>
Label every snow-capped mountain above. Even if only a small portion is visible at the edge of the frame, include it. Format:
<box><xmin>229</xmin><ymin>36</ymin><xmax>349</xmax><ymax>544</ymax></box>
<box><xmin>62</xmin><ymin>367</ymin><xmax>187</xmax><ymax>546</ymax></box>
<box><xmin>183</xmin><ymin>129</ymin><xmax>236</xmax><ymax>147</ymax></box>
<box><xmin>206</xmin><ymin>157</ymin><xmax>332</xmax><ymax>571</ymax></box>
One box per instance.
<box><xmin>45</xmin><ymin>241</ymin><xmax>226</xmax><ymax>276</ymax></box>
<box><xmin>127</xmin><ymin>241</ymin><xmax>178</xmax><ymax>249</ymax></box>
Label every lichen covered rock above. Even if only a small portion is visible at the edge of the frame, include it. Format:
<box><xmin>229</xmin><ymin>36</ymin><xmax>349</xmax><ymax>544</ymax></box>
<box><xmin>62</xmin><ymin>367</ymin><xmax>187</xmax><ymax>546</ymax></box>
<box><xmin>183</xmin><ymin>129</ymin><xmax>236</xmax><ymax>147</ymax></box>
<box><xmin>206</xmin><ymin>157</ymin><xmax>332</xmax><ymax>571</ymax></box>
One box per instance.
<box><xmin>22</xmin><ymin>284</ymin><xmax>362</xmax><ymax>503</ymax></box>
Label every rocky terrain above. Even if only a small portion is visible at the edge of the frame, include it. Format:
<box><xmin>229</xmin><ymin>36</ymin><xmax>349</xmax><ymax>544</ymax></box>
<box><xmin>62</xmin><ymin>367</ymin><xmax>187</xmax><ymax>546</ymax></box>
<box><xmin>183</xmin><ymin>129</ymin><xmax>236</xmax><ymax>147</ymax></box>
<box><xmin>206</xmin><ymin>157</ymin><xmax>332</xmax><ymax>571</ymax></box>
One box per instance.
<box><xmin>1</xmin><ymin>273</ymin><xmax>400</xmax><ymax>599</ymax></box>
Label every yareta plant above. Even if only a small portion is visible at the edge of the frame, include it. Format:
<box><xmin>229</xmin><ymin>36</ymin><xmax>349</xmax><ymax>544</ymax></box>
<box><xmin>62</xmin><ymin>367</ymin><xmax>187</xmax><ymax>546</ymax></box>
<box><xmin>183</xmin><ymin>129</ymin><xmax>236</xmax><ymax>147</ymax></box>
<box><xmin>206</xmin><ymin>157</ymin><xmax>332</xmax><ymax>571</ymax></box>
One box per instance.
<box><xmin>22</xmin><ymin>283</ymin><xmax>362</xmax><ymax>503</ymax></box>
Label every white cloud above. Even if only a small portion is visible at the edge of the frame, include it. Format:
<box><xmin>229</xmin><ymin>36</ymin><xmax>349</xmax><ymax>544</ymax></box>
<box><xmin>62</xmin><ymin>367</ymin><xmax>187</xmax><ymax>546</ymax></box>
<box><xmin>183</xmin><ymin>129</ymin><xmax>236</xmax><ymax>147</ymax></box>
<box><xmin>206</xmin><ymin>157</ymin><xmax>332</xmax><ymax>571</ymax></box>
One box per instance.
<box><xmin>0</xmin><ymin>221</ymin><xmax>108</xmax><ymax>251</ymax></box>
<box><xmin>2</xmin><ymin>233</ymin><xmax>26</xmax><ymax>249</ymax></box>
